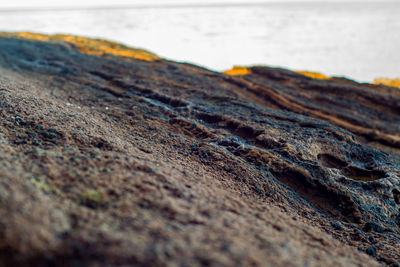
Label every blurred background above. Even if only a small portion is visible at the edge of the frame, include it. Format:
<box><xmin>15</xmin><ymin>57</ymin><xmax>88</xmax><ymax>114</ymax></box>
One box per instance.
<box><xmin>0</xmin><ymin>0</ymin><xmax>399</xmax><ymax>82</ymax></box>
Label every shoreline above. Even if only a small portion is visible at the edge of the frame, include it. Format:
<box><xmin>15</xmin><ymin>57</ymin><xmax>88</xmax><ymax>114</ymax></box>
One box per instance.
<box><xmin>1</xmin><ymin>31</ymin><xmax>399</xmax><ymax>87</ymax></box>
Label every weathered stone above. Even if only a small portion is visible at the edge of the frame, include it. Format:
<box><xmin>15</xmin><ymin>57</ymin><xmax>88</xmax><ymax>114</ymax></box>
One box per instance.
<box><xmin>0</xmin><ymin>33</ymin><xmax>399</xmax><ymax>266</ymax></box>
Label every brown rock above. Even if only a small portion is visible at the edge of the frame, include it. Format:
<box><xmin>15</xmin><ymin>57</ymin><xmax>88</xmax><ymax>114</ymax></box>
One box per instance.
<box><xmin>0</xmin><ymin>33</ymin><xmax>399</xmax><ymax>266</ymax></box>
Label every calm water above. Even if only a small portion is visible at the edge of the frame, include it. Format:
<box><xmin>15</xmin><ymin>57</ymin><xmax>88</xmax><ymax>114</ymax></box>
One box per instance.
<box><xmin>0</xmin><ymin>2</ymin><xmax>399</xmax><ymax>82</ymax></box>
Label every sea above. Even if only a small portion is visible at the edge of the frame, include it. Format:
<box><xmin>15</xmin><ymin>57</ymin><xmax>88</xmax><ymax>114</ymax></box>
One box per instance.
<box><xmin>0</xmin><ymin>2</ymin><xmax>399</xmax><ymax>82</ymax></box>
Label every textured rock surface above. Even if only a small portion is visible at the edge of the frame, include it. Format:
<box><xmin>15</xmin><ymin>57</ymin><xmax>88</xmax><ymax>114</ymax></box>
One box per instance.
<box><xmin>0</xmin><ymin>33</ymin><xmax>399</xmax><ymax>266</ymax></box>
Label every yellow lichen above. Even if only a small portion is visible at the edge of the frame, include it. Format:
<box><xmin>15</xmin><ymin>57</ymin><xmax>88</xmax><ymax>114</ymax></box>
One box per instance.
<box><xmin>2</xmin><ymin>32</ymin><xmax>52</xmax><ymax>41</ymax></box>
<box><xmin>224</xmin><ymin>66</ymin><xmax>252</xmax><ymax>76</ymax></box>
<box><xmin>295</xmin><ymin>71</ymin><xmax>331</xmax><ymax>80</ymax></box>
<box><xmin>0</xmin><ymin>32</ymin><xmax>160</xmax><ymax>61</ymax></box>
<box><xmin>374</xmin><ymin>78</ymin><xmax>400</xmax><ymax>89</ymax></box>
<box><xmin>79</xmin><ymin>189</ymin><xmax>108</xmax><ymax>208</ymax></box>
<box><xmin>30</xmin><ymin>176</ymin><xmax>55</xmax><ymax>193</ymax></box>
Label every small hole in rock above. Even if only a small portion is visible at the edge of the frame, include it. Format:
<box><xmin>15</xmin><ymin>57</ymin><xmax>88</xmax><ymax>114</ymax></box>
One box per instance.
<box><xmin>317</xmin><ymin>154</ymin><xmax>347</xmax><ymax>169</ymax></box>
<box><xmin>393</xmin><ymin>189</ymin><xmax>400</xmax><ymax>205</ymax></box>
<box><xmin>342</xmin><ymin>166</ymin><xmax>386</xmax><ymax>182</ymax></box>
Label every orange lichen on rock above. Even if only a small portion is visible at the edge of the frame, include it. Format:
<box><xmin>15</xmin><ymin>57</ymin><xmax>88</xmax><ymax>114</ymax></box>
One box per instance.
<box><xmin>0</xmin><ymin>32</ymin><xmax>52</xmax><ymax>42</ymax></box>
<box><xmin>56</xmin><ymin>35</ymin><xmax>160</xmax><ymax>61</ymax></box>
<box><xmin>374</xmin><ymin>78</ymin><xmax>400</xmax><ymax>89</ymax></box>
<box><xmin>224</xmin><ymin>66</ymin><xmax>252</xmax><ymax>76</ymax></box>
<box><xmin>295</xmin><ymin>71</ymin><xmax>331</xmax><ymax>80</ymax></box>
<box><xmin>0</xmin><ymin>32</ymin><xmax>160</xmax><ymax>61</ymax></box>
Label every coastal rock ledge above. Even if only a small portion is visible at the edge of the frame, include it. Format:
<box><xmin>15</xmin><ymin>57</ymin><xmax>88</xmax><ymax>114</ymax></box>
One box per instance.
<box><xmin>0</xmin><ymin>33</ymin><xmax>399</xmax><ymax>266</ymax></box>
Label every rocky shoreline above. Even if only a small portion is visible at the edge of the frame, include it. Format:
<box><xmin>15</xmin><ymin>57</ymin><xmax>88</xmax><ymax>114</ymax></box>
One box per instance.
<box><xmin>0</xmin><ymin>33</ymin><xmax>399</xmax><ymax>266</ymax></box>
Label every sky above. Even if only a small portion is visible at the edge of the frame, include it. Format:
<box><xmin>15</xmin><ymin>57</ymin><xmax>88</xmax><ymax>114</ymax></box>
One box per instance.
<box><xmin>0</xmin><ymin>0</ymin><xmax>380</xmax><ymax>9</ymax></box>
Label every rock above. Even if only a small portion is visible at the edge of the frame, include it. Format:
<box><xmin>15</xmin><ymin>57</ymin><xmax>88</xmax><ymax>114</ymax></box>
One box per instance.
<box><xmin>367</xmin><ymin>235</ymin><xmax>377</xmax><ymax>244</ymax></box>
<box><xmin>364</xmin><ymin>222</ymin><xmax>385</xmax><ymax>233</ymax></box>
<box><xmin>366</xmin><ymin>246</ymin><xmax>378</xmax><ymax>257</ymax></box>
<box><xmin>0</xmin><ymin>32</ymin><xmax>399</xmax><ymax>266</ymax></box>
<box><xmin>331</xmin><ymin>222</ymin><xmax>345</xmax><ymax>231</ymax></box>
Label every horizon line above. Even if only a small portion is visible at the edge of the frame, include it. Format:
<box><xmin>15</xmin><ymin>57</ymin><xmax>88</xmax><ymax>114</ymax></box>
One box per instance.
<box><xmin>0</xmin><ymin>1</ymin><xmax>396</xmax><ymax>13</ymax></box>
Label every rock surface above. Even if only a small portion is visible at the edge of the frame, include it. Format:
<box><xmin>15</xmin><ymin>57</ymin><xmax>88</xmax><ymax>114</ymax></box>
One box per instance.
<box><xmin>0</xmin><ymin>33</ymin><xmax>399</xmax><ymax>266</ymax></box>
